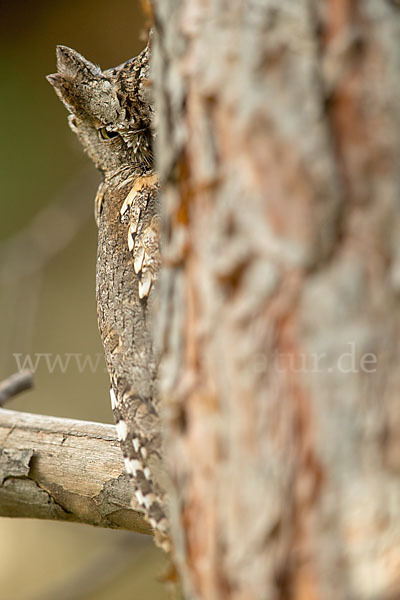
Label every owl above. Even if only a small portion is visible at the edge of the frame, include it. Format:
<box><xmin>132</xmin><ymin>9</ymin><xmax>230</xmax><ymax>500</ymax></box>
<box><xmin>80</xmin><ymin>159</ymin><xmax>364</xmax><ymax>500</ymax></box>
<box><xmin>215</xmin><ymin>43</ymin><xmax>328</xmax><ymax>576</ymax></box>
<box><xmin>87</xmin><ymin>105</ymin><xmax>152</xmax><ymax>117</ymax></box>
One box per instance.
<box><xmin>47</xmin><ymin>44</ymin><xmax>169</xmax><ymax>551</ymax></box>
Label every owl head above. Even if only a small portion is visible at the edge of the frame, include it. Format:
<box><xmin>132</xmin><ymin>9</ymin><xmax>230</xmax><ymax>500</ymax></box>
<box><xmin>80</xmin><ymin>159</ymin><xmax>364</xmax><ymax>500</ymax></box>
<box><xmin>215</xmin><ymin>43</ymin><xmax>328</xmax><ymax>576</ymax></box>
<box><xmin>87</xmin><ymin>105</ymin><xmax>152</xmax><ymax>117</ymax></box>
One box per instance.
<box><xmin>47</xmin><ymin>45</ymin><xmax>153</xmax><ymax>175</ymax></box>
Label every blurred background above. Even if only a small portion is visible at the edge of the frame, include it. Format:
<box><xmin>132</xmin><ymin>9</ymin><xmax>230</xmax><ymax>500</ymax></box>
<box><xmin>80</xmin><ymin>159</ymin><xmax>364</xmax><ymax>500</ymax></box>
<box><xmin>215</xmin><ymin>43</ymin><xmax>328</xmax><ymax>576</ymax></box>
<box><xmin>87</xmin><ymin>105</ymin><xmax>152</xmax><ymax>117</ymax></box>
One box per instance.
<box><xmin>0</xmin><ymin>1</ymin><xmax>169</xmax><ymax>598</ymax></box>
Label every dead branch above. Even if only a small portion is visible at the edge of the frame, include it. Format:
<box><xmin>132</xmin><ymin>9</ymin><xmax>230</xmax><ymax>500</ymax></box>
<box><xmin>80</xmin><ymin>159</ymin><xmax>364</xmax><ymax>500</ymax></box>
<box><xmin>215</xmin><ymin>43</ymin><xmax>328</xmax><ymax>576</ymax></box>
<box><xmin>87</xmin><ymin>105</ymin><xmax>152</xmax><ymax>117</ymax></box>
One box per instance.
<box><xmin>0</xmin><ymin>408</ymin><xmax>151</xmax><ymax>535</ymax></box>
<box><xmin>0</xmin><ymin>370</ymin><xmax>33</xmax><ymax>406</ymax></box>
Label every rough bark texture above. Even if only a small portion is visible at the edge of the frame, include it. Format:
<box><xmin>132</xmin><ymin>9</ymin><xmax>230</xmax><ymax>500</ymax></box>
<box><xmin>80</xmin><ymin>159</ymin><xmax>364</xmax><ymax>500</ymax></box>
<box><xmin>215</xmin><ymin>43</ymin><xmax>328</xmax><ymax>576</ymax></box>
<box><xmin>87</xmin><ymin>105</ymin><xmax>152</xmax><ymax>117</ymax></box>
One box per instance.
<box><xmin>0</xmin><ymin>408</ymin><xmax>150</xmax><ymax>534</ymax></box>
<box><xmin>152</xmin><ymin>1</ymin><xmax>400</xmax><ymax>599</ymax></box>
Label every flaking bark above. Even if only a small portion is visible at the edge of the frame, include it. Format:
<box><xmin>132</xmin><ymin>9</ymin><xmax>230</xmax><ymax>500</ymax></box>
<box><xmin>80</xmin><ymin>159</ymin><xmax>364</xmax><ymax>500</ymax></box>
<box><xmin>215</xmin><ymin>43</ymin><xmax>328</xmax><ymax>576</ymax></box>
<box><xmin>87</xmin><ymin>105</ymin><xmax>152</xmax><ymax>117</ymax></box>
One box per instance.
<box><xmin>0</xmin><ymin>408</ymin><xmax>150</xmax><ymax>534</ymax></box>
<box><xmin>152</xmin><ymin>1</ymin><xmax>400</xmax><ymax>598</ymax></box>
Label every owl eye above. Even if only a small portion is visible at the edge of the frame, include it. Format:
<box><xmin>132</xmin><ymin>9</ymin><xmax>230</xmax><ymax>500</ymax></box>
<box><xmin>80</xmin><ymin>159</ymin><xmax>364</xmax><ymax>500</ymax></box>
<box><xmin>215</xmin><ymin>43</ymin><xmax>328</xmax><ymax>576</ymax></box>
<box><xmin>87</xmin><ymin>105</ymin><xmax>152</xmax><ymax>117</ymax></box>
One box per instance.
<box><xmin>98</xmin><ymin>126</ymin><xmax>120</xmax><ymax>141</ymax></box>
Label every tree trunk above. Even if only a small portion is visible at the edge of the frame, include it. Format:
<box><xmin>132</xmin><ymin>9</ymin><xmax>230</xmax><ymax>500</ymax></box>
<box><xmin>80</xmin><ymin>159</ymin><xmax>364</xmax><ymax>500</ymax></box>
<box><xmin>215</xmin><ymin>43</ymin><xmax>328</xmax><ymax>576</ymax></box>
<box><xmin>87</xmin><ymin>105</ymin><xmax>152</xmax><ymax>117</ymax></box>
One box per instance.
<box><xmin>152</xmin><ymin>2</ymin><xmax>400</xmax><ymax>599</ymax></box>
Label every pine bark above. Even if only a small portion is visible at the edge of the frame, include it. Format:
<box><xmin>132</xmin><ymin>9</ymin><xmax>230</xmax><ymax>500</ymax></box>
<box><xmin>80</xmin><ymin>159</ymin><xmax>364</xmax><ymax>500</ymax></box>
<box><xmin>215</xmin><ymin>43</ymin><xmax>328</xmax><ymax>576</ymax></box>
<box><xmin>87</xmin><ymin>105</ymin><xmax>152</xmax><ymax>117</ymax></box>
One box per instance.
<box><xmin>152</xmin><ymin>2</ymin><xmax>400</xmax><ymax>599</ymax></box>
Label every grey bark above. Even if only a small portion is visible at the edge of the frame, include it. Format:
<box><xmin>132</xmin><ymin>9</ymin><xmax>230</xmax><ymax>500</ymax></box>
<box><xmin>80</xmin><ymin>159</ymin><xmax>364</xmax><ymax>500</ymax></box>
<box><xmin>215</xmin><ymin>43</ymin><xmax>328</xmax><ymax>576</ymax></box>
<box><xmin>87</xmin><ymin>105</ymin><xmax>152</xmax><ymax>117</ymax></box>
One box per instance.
<box><xmin>0</xmin><ymin>408</ymin><xmax>150</xmax><ymax>534</ymax></box>
<box><xmin>152</xmin><ymin>1</ymin><xmax>400</xmax><ymax>599</ymax></box>
<box><xmin>0</xmin><ymin>370</ymin><xmax>33</xmax><ymax>406</ymax></box>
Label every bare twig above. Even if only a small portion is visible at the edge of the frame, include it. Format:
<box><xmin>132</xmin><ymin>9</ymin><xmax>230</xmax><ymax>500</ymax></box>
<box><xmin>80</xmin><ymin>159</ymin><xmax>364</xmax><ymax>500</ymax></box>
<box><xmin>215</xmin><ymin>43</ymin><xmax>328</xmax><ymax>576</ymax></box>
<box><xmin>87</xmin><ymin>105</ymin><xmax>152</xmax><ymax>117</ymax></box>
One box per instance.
<box><xmin>0</xmin><ymin>370</ymin><xmax>33</xmax><ymax>406</ymax></box>
<box><xmin>0</xmin><ymin>408</ymin><xmax>151</xmax><ymax>535</ymax></box>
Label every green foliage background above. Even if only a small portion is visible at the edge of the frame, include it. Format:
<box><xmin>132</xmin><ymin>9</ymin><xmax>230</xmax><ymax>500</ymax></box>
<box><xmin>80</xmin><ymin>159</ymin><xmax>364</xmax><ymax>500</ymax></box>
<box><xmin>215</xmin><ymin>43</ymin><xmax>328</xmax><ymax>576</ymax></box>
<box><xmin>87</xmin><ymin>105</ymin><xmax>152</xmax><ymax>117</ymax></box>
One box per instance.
<box><xmin>0</xmin><ymin>1</ymin><xmax>168</xmax><ymax>598</ymax></box>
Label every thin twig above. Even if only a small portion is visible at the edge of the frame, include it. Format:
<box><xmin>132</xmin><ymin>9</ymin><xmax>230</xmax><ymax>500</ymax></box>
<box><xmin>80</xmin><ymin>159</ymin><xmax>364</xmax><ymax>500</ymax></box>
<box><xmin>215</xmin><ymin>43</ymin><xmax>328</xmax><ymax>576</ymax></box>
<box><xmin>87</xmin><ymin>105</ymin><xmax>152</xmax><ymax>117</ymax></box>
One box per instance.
<box><xmin>0</xmin><ymin>370</ymin><xmax>33</xmax><ymax>406</ymax></box>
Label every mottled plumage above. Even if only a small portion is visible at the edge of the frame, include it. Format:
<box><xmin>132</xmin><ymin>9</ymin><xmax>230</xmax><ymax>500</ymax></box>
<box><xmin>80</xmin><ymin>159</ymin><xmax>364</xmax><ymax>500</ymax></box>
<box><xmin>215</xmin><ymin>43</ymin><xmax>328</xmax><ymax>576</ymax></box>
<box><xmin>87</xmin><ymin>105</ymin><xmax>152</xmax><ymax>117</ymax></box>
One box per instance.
<box><xmin>47</xmin><ymin>45</ymin><xmax>169</xmax><ymax>550</ymax></box>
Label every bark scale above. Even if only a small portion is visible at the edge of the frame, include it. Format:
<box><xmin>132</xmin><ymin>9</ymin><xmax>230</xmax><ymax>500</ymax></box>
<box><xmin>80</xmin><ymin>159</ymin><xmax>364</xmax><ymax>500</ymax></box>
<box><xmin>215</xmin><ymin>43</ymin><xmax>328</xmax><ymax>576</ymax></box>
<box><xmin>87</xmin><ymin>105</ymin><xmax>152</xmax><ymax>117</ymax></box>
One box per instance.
<box><xmin>153</xmin><ymin>2</ymin><xmax>400</xmax><ymax>599</ymax></box>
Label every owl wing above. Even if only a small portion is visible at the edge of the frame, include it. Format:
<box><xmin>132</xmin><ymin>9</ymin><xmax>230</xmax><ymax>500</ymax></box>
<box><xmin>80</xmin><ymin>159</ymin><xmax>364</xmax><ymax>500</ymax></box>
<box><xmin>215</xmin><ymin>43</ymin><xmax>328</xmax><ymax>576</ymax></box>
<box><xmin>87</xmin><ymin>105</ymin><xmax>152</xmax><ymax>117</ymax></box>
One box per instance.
<box><xmin>120</xmin><ymin>173</ymin><xmax>161</xmax><ymax>301</ymax></box>
<box><xmin>114</xmin><ymin>174</ymin><xmax>170</xmax><ymax>550</ymax></box>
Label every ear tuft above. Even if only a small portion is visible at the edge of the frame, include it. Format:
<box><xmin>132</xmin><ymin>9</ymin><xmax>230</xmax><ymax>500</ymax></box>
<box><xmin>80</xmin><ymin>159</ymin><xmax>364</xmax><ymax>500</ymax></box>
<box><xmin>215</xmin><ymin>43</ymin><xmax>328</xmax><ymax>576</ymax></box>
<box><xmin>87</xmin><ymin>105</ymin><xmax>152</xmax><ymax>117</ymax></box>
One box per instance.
<box><xmin>46</xmin><ymin>73</ymin><xmax>63</xmax><ymax>89</ymax></box>
<box><xmin>55</xmin><ymin>45</ymin><xmax>101</xmax><ymax>79</ymax></box>
<box><xmin>46</xmin><ymin>72</ymin><xmax>73</xmax><ymax>108</ymax></box>
<box><xmin>48</xmin><ymin>45</ymin><xmax>121</xmax><ymax>122</ymax></box>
